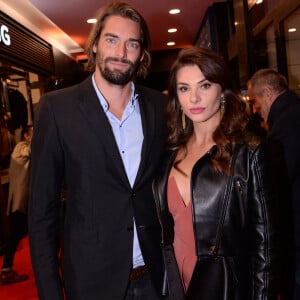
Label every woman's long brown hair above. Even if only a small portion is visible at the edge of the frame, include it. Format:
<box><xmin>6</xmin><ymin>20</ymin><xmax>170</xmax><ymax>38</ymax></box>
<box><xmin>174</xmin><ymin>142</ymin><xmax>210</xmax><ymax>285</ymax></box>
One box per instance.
<box><xmin>165</xmin><ymin>46</ymin><xmax>260</xmax><ymax>173</ymax></box>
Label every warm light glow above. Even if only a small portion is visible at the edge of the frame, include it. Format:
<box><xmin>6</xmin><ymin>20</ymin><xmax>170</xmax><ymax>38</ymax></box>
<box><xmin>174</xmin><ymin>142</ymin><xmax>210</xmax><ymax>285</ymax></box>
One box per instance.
<box><xmin>167</xmin><ymin>41</ymin><xmax>175</xmax><ymax>46</ymax></box>
<box><xmin>288</xmin><ymin>28</ymin><xmax>297</xmax><ymax>32</ymax></box>
<box><xmin>256</xmin><ymin>0</ymin><xmax>263</xmax><ymax>4</ymax></box>
<box><xmin>76</xmin><ymin>54</ymin><xmax>88</xmax><ymax>62</ymax></box>
<box><xmin>168</xmin><ymin>28</ymin><xmax>177</xmax><ymax>33</ymax></box>
<box><xmin>169</xmin><ymin>9</ymin><xmax>181</xmax><ymax>15</ymax></box>
<box><xmin>87</xmin><ymin>18</ymin><xmax>97</xmax><ymax>24</ymax></box>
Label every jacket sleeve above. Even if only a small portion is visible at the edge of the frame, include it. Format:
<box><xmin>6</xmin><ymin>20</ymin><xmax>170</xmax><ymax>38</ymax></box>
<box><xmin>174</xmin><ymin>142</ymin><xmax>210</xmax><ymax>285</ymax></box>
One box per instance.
<box><xmin>152</xmin><ymin>174</ymin><xmax>186</xmax><ymax>300</ymax></box>
<box><xmin>249</xmin><ymin>143</ymin><xmax>281</xmax><ymax>299</ymax></box>
<box><xmin>29</xmin><ymin>95</ymin><xmax>65</xmax><ymax>300</ymax></box>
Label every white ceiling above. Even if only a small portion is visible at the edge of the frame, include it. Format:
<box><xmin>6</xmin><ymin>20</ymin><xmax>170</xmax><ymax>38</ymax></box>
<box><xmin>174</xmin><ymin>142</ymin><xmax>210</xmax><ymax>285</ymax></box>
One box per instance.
<box><xmin>1</xmin><ymin>0</ymin><xmax>218</xmax><ymax>60</ymax></box>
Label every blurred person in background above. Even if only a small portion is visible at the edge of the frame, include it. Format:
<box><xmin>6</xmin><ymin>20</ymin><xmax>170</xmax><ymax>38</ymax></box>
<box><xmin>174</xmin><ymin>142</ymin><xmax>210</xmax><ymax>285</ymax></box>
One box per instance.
<box><xmin>0</xmin><ymin>125</ymin><xmax>33</xmax><ymax>285</ymax></box>
<box><xmin>250</xmin><ymin>68</ymin><xmax>300</xmax><ymax>300</ymax></box>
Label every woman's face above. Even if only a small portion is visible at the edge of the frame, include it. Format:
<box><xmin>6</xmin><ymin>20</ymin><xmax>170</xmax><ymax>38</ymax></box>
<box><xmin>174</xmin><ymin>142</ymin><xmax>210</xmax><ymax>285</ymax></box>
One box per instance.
<box><xmin>176</xmin><ymin>64</ymin><xmax>222</xmax><ymax>126</ymax></box>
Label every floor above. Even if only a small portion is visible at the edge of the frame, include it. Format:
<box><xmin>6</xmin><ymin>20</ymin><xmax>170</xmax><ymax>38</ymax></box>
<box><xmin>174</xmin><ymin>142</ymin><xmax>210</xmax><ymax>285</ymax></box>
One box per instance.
<box><xmin>0</xmin><ymin>237</ymin><xmax>38</xmax><ymax>300</ymax></box>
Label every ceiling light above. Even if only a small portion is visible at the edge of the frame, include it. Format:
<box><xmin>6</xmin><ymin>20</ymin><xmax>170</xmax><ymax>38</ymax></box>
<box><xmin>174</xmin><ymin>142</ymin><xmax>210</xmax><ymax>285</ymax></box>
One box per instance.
<box><xmin>288</xmin><ymin>28</ymin><xmax>297</xmax><ymax>32</ymax></box>
<box><xmin>168</xmin><ymin>28</ymin><xmax>177</xmax><ymax>33</ymax></box>
<box><xmin>167</xmin><ymin>41</ymin><xmax>175</xmax><ymax>46</ymax></box>
<box><xmin>87</xmin><ymin>18</ymin><xmax>97</xmax><ymax>24</ymax></box>
<box><xmin>256</xmin><ymin>0</ymin><xmax>263</xmax><ymax>4</ymax></box>
<box><xmin>169</xmin><ymin>9</ymin><xmax>181</xmax><ymax>15</ymax></box>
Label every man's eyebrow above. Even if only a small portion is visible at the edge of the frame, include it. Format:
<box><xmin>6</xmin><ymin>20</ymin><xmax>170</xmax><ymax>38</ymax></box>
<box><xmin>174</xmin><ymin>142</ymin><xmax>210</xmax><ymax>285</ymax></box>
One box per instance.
<box><xmin>103</xmin><ymin>33</ymin><xmax>118</xmax><ymax>38</ymax></box>
<box><xmin>103</xmin><ymin>33</ymin><xmax>140</xmax><ymax>42</ymax></box>
<box><xmin>127</xmin><ymin>38</ymin><xmax>141</xmax><ymax>42</ymax></box>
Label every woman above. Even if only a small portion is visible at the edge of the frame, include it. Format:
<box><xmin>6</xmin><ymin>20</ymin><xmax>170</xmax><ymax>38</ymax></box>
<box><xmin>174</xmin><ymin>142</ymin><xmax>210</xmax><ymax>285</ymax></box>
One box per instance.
<box><xmin>153</xmin><ymin>47</ymin><xmax>280</xmax><ymax>300</ymax></box>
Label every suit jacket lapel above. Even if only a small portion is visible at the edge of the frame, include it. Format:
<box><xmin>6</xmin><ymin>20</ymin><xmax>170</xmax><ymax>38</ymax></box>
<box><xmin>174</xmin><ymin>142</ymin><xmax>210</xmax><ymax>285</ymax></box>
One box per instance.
<box><xmin>134</xmin><ymin>86</ymin><xmax>156</xmax><ymax>187</ymax></box>
<box><xmin>76</xmin><ymin>76</ymin><xmax>131</xmax><ymax>187</ymax></box>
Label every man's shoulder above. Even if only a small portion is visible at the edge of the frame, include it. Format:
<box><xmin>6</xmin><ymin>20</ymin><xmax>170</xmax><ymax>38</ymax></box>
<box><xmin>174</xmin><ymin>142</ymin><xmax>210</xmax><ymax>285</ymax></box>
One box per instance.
<box><xmin>276</xmin><ymin>90</ymin><xmax>300</xmax><ymax>107</ymax></box>
<box><xmin>271</xmin><ymin>91</ymin><xmax>300</xmax><ymax>122</ymax></box>
<box><xmin>41</xmin><ymin>76</ymin><xmax>92</xmax><ymax>101</ymax></box>
<box><xmin>135</xmin><ymin>85</ymin><xmax>166</xmax><ymax>100</ymax></box>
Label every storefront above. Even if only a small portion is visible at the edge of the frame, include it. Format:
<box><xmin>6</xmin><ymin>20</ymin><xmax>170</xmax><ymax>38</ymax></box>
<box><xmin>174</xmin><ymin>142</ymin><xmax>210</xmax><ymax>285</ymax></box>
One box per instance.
<box><xmin>226</xmin><ymin>0</ymin><xmax>300</xmax><ymax>91</ymax></box>
<box><xmin>0</xmin><ymin>11</ymin><xmax>55</xmax><ymax>251</ymax></box>
<box><xmin>0</xmin><ymin>10</ymin><xmax>55</xmax><ymax>125</ymax></box>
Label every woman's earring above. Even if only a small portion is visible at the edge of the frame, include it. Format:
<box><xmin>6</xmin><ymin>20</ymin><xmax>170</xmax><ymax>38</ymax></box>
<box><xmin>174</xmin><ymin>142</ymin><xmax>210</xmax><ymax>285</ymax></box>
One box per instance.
<box><xmin>181</xmin><ymin>111</ymin><xmax>186</xmax><ymax>130</ymax></box>
<box><xmin>220</xmin><ymin>95</ymin><xmax>226</xmax><ymax>115</ymax></box>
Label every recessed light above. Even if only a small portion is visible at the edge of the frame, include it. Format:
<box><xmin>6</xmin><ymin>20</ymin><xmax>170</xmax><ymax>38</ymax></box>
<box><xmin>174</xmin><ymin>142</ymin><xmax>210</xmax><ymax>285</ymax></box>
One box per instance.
<box><xmin>288</xmin><ymin>28</ymin><xmax>297</xmax><ymax>32</ymax></box>
<box><xmin>167</xmin><ymin>41</ymin><xmax>175</xmax><ymax>46</ymax></box>
<box><xmin>87</xmin><ymin>18</ymin><xmax>97</xmax><ymax>24</ymax></box>
<box><xmin>168</xmin><ymin>28</ymin><xmax>177</xmax><ymax>33</ymax></box>
<box><xmin>169</xmin><ymin>9</ymin><xmax>181</xmax><ymax>15</ymax></box>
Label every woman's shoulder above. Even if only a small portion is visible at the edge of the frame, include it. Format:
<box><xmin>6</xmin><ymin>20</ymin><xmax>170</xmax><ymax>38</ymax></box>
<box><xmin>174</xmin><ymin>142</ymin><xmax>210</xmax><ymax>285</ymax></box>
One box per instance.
<box><xmin>236</xmin><ymin>138</ymin><xmax>283</xmax><ymax>170</ymax></box>
<box><xmin>233</xmin><ymin>139</ymin><xmax>268</xmax><ymax>164</ymax></box>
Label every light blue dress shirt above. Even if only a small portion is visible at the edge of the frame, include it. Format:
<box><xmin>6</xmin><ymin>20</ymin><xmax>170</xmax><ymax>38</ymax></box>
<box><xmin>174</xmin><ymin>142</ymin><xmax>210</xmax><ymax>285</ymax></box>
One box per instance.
<box><xmin>92</xmin><ymin>75</ymin><xmax>145</xmax><ymax>268</ymax></box>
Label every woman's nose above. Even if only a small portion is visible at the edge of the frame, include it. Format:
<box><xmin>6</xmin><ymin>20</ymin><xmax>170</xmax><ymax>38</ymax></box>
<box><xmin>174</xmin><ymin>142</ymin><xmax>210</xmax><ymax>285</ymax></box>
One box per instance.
<box><xmin>190</xmin><ymin>88</ymin><xmax>200</xmax><ymax>103</ymax></box>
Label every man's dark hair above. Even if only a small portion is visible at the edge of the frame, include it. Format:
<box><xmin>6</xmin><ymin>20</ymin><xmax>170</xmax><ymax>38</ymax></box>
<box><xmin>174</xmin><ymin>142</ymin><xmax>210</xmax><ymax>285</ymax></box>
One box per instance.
<box><xmin>85</xmin><ymin>1</ymin><xmax>151</xmax><ymax>78</ymax></box>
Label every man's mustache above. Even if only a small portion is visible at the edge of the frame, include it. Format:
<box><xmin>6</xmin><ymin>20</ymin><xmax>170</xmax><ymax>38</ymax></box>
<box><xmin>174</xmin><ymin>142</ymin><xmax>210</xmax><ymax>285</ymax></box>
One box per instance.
<box><xmin>105</xmin><ymin>57</ymin><xmax>133</xmax><ymax>66</ymax></box>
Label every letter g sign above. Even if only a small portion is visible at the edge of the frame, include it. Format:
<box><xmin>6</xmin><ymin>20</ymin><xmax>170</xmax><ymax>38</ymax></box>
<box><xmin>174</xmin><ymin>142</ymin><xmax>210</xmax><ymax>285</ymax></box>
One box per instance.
<box><xmin>0</xmin><ymin>25</ymin><xmax>11</xmax><ymax>46</ymax></box>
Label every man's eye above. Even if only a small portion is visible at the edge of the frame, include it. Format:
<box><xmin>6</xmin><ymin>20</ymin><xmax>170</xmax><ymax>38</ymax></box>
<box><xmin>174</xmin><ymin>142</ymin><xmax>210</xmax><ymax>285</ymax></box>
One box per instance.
<box><xmin>106</xmin><ymin>37</ymin><xmax>117</xmax><ymax>44</ymax></box>
<box><xmin>127</xmin><ymin>41</ymin><xmax>140</xmax><ymax>50</ymax></box>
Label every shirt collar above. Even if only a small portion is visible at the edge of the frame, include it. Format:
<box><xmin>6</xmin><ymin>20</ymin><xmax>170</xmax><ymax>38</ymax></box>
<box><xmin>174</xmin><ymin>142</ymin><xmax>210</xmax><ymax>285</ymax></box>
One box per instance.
<box><xmin>91</xmin><ymin>73</ymin><xmax>137</xmax><ymax>113</ymax></box>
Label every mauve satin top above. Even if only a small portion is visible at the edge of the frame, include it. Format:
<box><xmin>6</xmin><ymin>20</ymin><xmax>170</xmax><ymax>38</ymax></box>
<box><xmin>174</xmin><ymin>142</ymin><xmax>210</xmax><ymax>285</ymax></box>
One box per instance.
<box><xmin>167</xmin><ymin>176</ymin><xmax>197</xmax><ymax>292</ymax></box>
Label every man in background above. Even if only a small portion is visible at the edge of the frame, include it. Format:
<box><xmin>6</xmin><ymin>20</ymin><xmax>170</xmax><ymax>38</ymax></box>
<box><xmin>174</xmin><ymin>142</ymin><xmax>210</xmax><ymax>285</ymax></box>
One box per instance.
<box><xmin>0</xmin><ymin>125</ymin><xmax>33</xmax><ymax>285</ymax></box>
<box><xmin>249</xmin><ymin>68</ymin><xmax>300</xmax><ymax>300</ymax></box>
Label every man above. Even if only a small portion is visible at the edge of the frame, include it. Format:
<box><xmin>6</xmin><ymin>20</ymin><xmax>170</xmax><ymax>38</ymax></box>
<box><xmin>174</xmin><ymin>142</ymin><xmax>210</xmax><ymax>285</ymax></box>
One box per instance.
<box><xmin>249</xmin><ymin>68</ymin><xmax>300</xmax><ymax>300</ymax></box>
<box><xmin>0</xmin><ymin>125</ymin><xmax>33</xmax><ymax>285</ymax></box>
<box><xmin>246</xmin><ymin>79</ymin><xmax>268</xmax><ymax>134</ymax></box>
<box><xmin>29</xmin><ymin>2</ymin><xmax>166</xmax><ymax>300</ymax></box>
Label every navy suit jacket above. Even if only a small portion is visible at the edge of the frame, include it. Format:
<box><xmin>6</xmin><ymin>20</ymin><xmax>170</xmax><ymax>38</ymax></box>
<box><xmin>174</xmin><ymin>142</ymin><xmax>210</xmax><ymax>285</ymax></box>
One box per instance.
<box><xmin>267</xmin><ymin>90</ymin><xmax>300</xmax><ymax>255</ymax></box>
<box><xmin>267</xmin><ymin>90</ymin><xmax>300</xmax><ymax>299</ymax></box>
<box><xmin>29</xmin><ymin>76</ymin><xmax>166</xmax><ymax>300</ymax></box>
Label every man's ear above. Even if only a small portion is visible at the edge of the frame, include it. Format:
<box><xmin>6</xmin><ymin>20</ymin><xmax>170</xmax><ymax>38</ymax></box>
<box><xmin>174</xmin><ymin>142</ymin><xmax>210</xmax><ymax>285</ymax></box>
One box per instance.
<box><xmin>139</xmin><ymin>52</ymin><xmax>144</xmax><ymax>62</ymax></box>
<box><xmin>93</xmin><ymin>43</ymin><xmax>97</xmax><ymax>53</ymax></box>
<box><xmin>263</xmin><ymin>86</ymin><xmax>273</xmax><ymax>99</ymax></box>
<box><xmin>263</xmin><ymin>85</ymin><xmax>277</xmax><ymax>106</ymax></box>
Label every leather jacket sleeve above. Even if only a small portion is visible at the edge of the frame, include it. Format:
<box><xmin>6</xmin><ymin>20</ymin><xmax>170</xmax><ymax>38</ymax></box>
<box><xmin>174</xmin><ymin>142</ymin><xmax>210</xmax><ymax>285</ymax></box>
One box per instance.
<box><xmin>247</xmin><ymin>143</ymin><xmax>280</xmax><ymax>299</ymax></box>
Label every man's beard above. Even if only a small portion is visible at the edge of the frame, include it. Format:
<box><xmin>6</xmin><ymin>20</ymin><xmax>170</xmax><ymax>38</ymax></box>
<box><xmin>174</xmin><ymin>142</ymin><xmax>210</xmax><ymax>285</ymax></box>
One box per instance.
<box><xmin>99</xmin><ymin>57</ymin><xmax>138</xmax><ymax>85</ymax></box>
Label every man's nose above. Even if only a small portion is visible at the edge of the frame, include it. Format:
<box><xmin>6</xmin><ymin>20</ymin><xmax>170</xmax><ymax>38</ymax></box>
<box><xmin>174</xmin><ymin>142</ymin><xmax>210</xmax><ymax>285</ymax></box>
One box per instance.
<box><xmin>115</xmin><ymin>42</ymin><xmax>127</xmax><ymax>57</ymax></box>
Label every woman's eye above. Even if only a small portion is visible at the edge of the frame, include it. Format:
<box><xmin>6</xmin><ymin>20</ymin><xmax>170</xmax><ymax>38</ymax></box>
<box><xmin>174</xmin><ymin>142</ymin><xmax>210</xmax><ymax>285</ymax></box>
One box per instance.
<box><xmin>201</xmin><ymin>82</ymin><xmax>211</xmax><ymax>89</ymax></box>
<box><xmin>178</xmin><ymin>86</ymin><xmax>188</xmax><ymax>92</ymax></box>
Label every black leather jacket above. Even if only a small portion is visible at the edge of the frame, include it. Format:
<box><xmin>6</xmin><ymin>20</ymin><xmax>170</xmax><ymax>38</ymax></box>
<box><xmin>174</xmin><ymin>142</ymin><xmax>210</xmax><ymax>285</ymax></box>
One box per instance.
<box><xmin>153</xmin><ymin>143</ymin><xmax>280</xmax><ymax>300</ymax></box>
